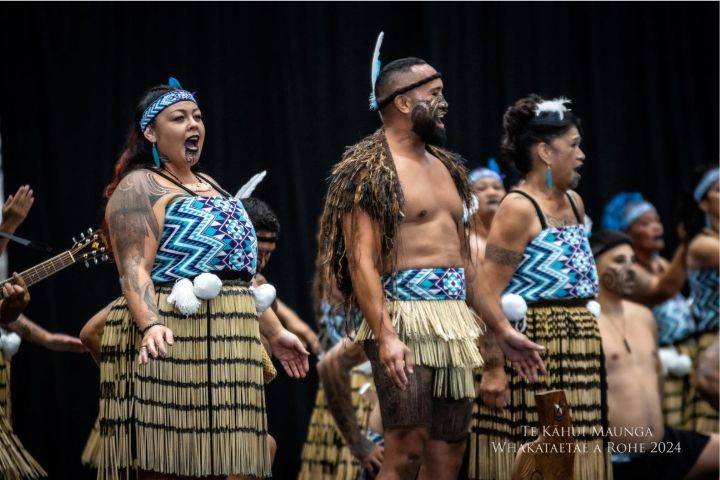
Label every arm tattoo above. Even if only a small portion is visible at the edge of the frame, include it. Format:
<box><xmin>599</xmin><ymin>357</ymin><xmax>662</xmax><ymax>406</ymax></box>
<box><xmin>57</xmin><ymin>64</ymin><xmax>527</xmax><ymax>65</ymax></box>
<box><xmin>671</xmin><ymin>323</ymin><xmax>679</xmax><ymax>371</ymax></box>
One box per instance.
<box><xmin>322</xmin><ymin>346</ymin><xmax>372</xmax><ymax>458</ymax></box>
<box><xmin>141</xmin><ymin>282</ymin><xmax>160</xmax><ymax>323</ymax></box>
<box><xmin>479</xmin><ymin>326</ymin><xmax>505</xmax><ymax>368</ymax></box>
<box><xmin>485</xmin><ymin>244</ymin><xmax>524</xmax><ymax>268</ymax></box>
<box><xmin>108</xmin><ymin>173</ymin><xmax>167</xmax><ymax>262</ymax></box>
<box><xmin>7</xmin><ymin>315</ymin><xmax>40</xmax><ymax>342</ymax></box>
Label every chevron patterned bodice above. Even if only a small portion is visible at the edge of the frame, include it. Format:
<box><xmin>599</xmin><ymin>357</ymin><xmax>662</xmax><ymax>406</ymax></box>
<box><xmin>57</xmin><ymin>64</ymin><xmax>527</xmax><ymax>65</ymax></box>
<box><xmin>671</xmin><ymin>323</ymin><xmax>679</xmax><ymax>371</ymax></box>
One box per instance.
<box><xmin>688</xmin><ymin>268</ymin><xmax>719</xmax><ymax>333</ymax></box>
<box><xmin>505</xmin><ymin>224</ymin><xmax>599</xmax><ymax>303</ymax></box>
<box><xmin>382</xmin><ymin>267</ymin><xmax>465</xmax><ymax>301</ymax></box>
<box><xmin>152</xmin><ymin>196</ymin><xmax>257</xmax><ymax>283</ymax></box>
<box><xmin>652</xmin><ymin>294</ymin><xmax>695</xmax><ymax>346</ymax></box>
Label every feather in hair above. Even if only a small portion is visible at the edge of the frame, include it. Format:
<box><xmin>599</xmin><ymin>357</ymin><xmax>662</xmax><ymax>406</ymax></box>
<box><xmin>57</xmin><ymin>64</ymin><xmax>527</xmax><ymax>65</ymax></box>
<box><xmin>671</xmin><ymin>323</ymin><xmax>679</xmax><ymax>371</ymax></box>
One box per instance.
<box><xmin>235</xmin><ymin>170</ymin><xmax>267</xmax><ymax>199</ymax></box>
<box><xmin>369</xmin><ymin>31</ymin><xmax>384</xmax><ymax>110</ymax></box>
<box><xmin>534</xmin><ymin>96</ymin><xmax>572</xmax><ymax>120</ymax></box>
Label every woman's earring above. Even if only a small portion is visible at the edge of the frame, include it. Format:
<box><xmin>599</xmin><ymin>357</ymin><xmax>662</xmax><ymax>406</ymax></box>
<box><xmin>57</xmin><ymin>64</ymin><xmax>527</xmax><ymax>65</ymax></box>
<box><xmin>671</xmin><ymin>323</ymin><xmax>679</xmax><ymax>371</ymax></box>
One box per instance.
<box><xmin>545</xmin><ymin>165</ymin><xmax>554</xmax><ymax>190</ymax></box>
<box><xmin>152</xmin><ymin>144</ymin><xmax>161</xmax><ymax>167</ymax></box>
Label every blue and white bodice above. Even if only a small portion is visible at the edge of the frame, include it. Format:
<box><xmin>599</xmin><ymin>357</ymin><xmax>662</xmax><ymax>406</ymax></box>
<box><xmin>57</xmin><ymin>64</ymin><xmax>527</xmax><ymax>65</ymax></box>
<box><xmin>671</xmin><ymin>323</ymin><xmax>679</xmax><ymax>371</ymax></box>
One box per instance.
<box><xmin>504</xmin><ymin>224</ymin><xmax>599</xmax><ymax>303</ymax></box>
<box><xmin>652</xmin><ymin>294</ymin><xmax>695</xmax><ymax>346</ymax></box>
<box><xmin>151</xmin><ymin>196</ymin><xmax>257</xmax><ymax>283</ymax></box>
<box><xmin>688</xmin><ymin>268</ymin><xmax>719</xmax><ymax>333</ymax></box>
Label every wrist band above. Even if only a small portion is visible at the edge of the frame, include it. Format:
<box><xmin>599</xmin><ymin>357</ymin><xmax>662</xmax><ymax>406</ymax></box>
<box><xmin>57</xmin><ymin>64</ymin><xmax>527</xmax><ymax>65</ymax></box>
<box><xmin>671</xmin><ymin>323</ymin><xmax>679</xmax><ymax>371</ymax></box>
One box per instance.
<box><xmin>140</xmin><ymin>320</ymin><xmax>165</xmax><ymax>335</ymax></box>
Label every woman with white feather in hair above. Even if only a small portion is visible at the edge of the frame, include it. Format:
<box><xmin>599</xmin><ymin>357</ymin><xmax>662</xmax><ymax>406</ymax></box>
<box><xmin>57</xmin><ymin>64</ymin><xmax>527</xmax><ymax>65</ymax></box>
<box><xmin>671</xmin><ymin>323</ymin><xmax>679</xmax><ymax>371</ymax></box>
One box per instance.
<box><xmin>471</xmin><ymin>95</ymin><xmax>610</xmax><ymax>480</ymax></box>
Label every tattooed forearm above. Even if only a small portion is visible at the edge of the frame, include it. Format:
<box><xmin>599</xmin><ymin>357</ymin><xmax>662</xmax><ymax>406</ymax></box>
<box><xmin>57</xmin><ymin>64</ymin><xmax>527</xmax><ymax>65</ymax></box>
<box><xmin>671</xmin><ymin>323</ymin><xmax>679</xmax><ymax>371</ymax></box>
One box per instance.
<box><xmin>485</xmin><ymin>243</ymin><xmax>524</xmax><ymax>268</ymax></box>
<box><xmin>479</xmin><ymin>324</ymin><xmax>505</xmax><ymax>368</ymax></box>
<box><xmin>320</xmin><ymin>343</ymin><xmax>370</xmax><ymax>457</ymax></box>
<box><xmin>7</xmin><ymin>315</ymin><xmax>46</xmax><ymax>343</ymax></box>
<box><xmin>141</xmin><ymin>282</ymin><xmax>160</xmax><ymax>323</ymax></box>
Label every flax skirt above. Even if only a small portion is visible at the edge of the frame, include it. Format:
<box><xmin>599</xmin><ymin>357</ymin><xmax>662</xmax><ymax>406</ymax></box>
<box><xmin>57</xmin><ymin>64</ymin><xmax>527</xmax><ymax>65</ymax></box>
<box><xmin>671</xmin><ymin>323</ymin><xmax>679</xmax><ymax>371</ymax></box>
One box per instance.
<box><xmin>684</xmin><ymin>330</ymin><xmax>719</xmax><ymax>433</ymax></box>
<box><xmin>355</xmin><ymin>299</ymin><xmax>483</xmax><ymax>400</ymax></box>
<box><xmin>297</xmin><ymin>368</ymin><xmax>374</xmax><ymax>480</ymax></box>
<box><xmin>661</xmin><ymin>337</ymin><xmax>697</xmax><ymax>429</ymax></box>
<box><xmin>469</xmin><ymin>303</ymin><xmax>611</xmax><ymax>480</ymax></box>
<box><xmin>0</xmin><ymin>354</ymin><xmax>46</xmax><ymax>479</ymax></box>
<box><xmin>97</xmin><ymin>283</ymin><xmax>270</xmax><ymax>478</ymax></box>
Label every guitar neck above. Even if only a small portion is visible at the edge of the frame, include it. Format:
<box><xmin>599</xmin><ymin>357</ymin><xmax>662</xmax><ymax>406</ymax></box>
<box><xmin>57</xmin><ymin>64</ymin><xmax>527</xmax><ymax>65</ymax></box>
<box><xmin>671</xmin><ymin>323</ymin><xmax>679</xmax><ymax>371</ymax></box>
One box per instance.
<box><xmin>0</xmin><ymin>250</ymin><xmax>75</xmax><ymax>298</ymax></box>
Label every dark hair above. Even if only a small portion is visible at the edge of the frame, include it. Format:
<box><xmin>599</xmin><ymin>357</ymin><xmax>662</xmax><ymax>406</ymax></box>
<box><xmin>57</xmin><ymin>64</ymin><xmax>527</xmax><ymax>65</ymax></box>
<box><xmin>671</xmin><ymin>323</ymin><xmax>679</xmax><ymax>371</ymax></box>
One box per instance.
<box><xmin>676</xmin><ymin>163</ymin><xmax>717</xmax><ymax>241</ymax></box>
<box><xmin>374</xmin><ymin>57</ymin><xmax>428</xmax><ymax>108</ymax></box>
<box><xmin>500</xmin><ymin>94</ymin><xmax>582</xmax><ymax>175</ymax></box>
<box><xmin>103</xmin><ymin>85</ymin><xmax>178</xmax><ymax>201</ymax></box>
<box><xmin>243</xmin><ymin>197</ymin><xmax>280</xmax><ymax>235</ymax></box>
<box><xmin>589</xmin><ymin>230</ymin><xmax>632</xmax><ymax>259</ymax></box>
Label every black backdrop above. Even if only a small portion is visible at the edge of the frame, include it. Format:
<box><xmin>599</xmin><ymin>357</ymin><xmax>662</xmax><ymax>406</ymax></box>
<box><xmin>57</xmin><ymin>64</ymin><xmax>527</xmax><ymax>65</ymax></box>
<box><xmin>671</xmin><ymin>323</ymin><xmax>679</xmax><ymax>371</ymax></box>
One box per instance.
<box><xmin>0</xmin><ymin>2</ymin><xmax>717</xmax><ymax>479</ymax></box>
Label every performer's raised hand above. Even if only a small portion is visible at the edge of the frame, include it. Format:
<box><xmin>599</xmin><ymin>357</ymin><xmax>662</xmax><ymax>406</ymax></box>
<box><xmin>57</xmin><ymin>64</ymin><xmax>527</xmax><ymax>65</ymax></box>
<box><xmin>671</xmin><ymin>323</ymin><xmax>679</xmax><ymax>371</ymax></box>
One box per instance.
<box><xmin>2</xmin><ymin>185</ymin><xmax>34</xmax><ymax>230</ymax></box>
<box><xmin>497</xmin><ymin>327</ymin><xmax>546</xmax><ymax>383</ymax></box>
<box><xmin>378</xmin><ymin>334</ymin><xmax>414</xmax><ymax>390</ymax></box>
<box><xmin>268</xmin><ymin>328</ymin><xmax>310</xmax><ymax>378</ymax></box>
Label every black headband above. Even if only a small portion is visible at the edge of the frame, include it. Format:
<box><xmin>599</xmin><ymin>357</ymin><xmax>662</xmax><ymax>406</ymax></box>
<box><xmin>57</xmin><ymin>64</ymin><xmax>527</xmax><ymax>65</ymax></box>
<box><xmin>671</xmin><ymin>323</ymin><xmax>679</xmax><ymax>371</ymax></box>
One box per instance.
<box><xmin>376</xmin><ymin>72</ymin><xmax>442</xmax><ymax>110</ymax></box>
<box><xmin>589</xmin><ymin>230</ymin><xmax>632</xmax><ymax>259</ymax></box>
<box><xmin>256</xmin><ymin>235</ymin><xmax>277</xmax><ymax>243</ymax></box>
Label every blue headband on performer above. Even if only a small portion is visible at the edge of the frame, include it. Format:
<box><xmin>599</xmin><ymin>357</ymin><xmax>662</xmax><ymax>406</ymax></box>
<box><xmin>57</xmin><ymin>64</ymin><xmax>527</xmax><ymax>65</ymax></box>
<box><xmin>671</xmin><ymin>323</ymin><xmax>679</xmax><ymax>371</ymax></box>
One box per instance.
<box><xmin>469</xmin><ymin>158</ymin><xmax>504</xmax><ymax>184</ymax></box>
<box><xmin>139</xmin><ymin>77</ymin><xmax>197</xmax><ymax>131</ymax></box>
<box><xmin>693</xmin><ymin>168</ymin><xmax>719</xmax><ymax>203</ymax></box>
<box><xmin>601</xmin><ymin>192</ymin><xmax>656</xmax><ymax>232</ymax></box>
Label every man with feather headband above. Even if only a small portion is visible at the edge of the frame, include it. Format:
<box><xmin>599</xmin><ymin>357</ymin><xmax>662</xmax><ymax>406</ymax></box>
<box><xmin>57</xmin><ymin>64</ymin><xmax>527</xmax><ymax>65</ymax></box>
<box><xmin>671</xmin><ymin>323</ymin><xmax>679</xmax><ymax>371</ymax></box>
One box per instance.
<box><xmin>316</xmin><ymin>43</ymin><xmax>546</xmax><ymax>479</ymax></box>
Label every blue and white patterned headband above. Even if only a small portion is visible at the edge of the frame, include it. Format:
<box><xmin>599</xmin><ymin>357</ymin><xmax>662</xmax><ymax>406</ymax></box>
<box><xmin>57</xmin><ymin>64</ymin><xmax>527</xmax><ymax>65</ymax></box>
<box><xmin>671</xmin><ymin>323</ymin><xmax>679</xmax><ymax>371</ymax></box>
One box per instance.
<box><xmin>622</xmin><ymin>202</ymin><xmax>656</xmax><ymax>231</ymax></box>
<box><xmin>693</xmin><ymin>168</ymin><xmax>719</xmax><ymax>202</ymax></box>
<box><xmin>469</xmin><ymin>168</ymin><xmax>502</xmax><ymax>184</ymax></box>
<box><xmin>139</xmin><ymin>82</ymin><xmax>197</xmax><ymax>132</ymax></box>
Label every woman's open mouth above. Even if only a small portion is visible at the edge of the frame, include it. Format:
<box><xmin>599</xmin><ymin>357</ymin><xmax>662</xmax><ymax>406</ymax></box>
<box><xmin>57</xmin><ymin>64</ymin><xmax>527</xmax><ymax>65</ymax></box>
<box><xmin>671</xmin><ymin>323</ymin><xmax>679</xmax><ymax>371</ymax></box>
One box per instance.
<box><xmin>185</xmin><ymin>135</ymin><xmax>200</xmax><ymax>151</ymax></box>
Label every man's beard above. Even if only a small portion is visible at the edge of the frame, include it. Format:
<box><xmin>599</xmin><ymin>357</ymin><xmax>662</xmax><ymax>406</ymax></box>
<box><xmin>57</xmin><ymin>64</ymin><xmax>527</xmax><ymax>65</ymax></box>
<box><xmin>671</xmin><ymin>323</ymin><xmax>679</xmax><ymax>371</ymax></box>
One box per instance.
<box><xmin>411</xmin><ymin>104</ymin><xmax>447</xmax><ymax>146</ymax></box>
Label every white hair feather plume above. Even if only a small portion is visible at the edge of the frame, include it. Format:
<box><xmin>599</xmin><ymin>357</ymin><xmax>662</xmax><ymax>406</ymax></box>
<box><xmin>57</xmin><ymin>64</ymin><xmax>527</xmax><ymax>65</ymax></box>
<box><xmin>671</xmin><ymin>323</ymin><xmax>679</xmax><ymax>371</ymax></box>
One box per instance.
<box><xmin>235</xmin><ymin>170</ymin><xmax>267</xmax><ymax>199</ymax></box>
<box><xmin>368</xmin><ymin>31</ymin><xmax>384</xmax><ymax>110</ymax></box>
<box><xmin>534</xmin><ymin>96</ymin><xmax>572</xmax><ymax>120</ymax></box>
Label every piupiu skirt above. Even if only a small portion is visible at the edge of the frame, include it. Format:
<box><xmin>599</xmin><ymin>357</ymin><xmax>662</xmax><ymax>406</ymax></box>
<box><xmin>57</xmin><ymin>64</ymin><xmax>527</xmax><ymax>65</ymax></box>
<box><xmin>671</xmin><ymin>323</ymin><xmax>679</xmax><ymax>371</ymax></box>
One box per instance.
<box><xmin>98</xmin><ymin>282</ymin><xmax>270</xmax><ymax>478</ymax></box>
<box><xmin>470</xmin><ymin>302</ymin><xmax>611</xmax><ymax>480</ymax></box>
<box><xmin>297</xmin><ymin>367</ymin><xmax>374</xmax><ymax>480</ymax></box>
<box><xmin>0</xmin><ymin>354</ymin><xmax>46</xmax><ymax>479</ymax></box>
<box><xmin>684</xmin><ymin>330</ymin><xmax>719</xmax><ymax>433</ymax></box>
<box><xmin>661</xmin><ymin>337</ymin><xmax>697</xmax><ymax>428</ymax></box>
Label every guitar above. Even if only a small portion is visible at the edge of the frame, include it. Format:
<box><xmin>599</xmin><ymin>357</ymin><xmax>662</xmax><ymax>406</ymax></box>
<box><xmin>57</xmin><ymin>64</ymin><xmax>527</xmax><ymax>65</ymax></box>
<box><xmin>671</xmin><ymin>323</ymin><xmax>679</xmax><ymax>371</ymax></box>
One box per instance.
<box><xmin>0</xmin><ymin>228</ymin><xmax>110</xmax><ymax>298</ymax></box>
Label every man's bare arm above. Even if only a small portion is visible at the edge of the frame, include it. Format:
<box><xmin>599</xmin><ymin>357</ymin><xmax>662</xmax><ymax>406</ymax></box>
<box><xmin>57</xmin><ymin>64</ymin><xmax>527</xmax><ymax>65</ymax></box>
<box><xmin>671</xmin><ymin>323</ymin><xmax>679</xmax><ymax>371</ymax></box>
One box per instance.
<box><xmin>342</xmin><ymin>210</ymin><xmax>413</xmax><ymax>389</ymax></box>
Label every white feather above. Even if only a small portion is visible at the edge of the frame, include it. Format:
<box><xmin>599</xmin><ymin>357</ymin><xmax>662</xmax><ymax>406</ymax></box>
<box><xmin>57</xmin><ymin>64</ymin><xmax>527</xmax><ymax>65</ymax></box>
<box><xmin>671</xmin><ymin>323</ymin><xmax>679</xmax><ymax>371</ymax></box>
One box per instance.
<box><xmin>369</xmin><ymin>31</ymin><xmax>384</xmax><ymax>109</ymax></box>
<box><xmin>534</xmin><ymin>96</ymin><xmax>572</xmax><ymax>120</ymax></box>
<box><xmin>235</xmin><ymin>171</ymin><xmax>267</xmax><ymax>200</ymax></box>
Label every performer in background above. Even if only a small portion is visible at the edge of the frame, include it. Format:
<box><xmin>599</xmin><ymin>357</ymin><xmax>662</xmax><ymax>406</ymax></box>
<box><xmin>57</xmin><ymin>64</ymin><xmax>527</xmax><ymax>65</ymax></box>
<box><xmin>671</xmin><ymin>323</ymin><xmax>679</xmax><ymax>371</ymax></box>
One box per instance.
<box><xmin>590</xmin><ymin>230</ymin><xmax>718</xmax><ymax>480</ymax></box>
<box><xmin>0</xmin><ymin>184</ymin><xmax>85</xmax><ymax>479</ymax></box>
<box><xmin>98</xmin><ymin>79</ymin><xmax>308</xmax><ymax>479</ymax></box>
<box><xmin>601</xmin><ymin>192</ymin><xmax>695</xmax><ymax>428</ymax></box>
<box><xmin>474</xmin><ymin>95</ymin><xmax>610</xmax><ymax>480</ymax></box>
<box><xmin>679</xmin><ymin>165</ymin><xmax>719</xmax><ymax>433</ymax></box>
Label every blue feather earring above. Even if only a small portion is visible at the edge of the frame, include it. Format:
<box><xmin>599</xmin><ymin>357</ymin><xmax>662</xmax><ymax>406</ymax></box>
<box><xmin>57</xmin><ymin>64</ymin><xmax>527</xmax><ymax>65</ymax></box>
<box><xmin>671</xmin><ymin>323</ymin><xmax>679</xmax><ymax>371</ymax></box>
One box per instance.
<box><xmin>152</xmin><ymin>144</ymin><xmax>161</xmax><ymax>167</ymax></box>
<box><xmin>545</xmin><ymin>165</ymin><xmax>554</xmax><ymax>190</ymax></box>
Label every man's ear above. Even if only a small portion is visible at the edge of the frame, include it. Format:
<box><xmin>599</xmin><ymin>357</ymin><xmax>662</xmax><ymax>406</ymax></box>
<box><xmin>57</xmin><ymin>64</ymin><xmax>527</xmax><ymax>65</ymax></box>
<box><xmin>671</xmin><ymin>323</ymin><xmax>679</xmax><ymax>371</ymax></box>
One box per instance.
<box><xmin>394</xmin><ymin>94</ymin><xmax>413</xmax><ymax>115</ymax></box>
